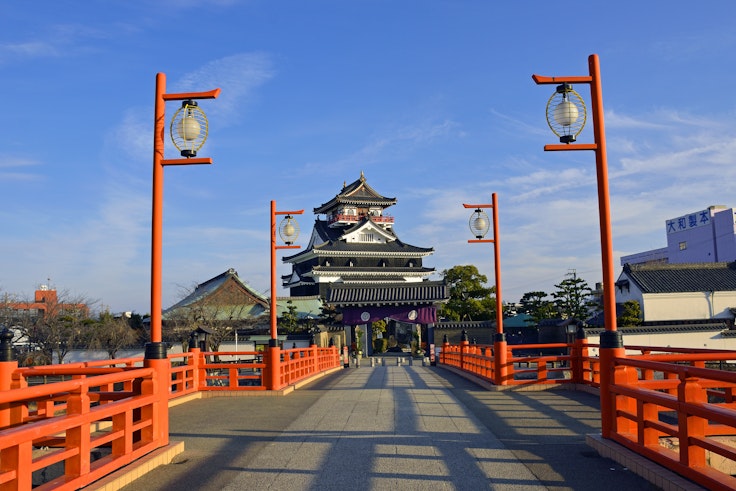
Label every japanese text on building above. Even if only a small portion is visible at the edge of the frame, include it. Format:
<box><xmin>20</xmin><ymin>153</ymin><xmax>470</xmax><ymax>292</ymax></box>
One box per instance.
<box><xmin>666</xmin><ymin>209</ymin><xmax>711</xmax><ymax>234</ymax></box>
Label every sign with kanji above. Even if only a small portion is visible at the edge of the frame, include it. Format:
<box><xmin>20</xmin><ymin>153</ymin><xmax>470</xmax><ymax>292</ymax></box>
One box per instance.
<box><xmin>666</xmin><ymin>209</ymin><xmax>711</xmax><ymax>234</ymax></box>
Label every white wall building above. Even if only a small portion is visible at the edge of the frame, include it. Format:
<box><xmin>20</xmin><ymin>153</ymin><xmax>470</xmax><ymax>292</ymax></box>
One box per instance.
<box><xmin>615</xmin><ymin>262</ymin><xmax>736</xmax><ymax>322</ymax></box>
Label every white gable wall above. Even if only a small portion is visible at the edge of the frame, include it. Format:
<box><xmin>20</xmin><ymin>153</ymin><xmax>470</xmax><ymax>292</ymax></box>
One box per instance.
<box><xmin>641</xmin><ymin>291</ymin><xmax>736</xmax><ymax>321</ymax></box>
<box><xmin>585</xmin><ymin>329</ymin><xmax>736</xmax><ymax>355</ymax></box>
<box><xmin>615</xmin><ymin>270</ymin><xmax>736</xmax><ymax>322</ymax></box>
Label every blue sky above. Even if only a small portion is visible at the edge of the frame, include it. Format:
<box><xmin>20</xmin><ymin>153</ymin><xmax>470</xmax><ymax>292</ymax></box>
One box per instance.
<box><xmin>2</xmin><ymin>1</ymin><xmax>736</xmax><ymax>314</ymax></box>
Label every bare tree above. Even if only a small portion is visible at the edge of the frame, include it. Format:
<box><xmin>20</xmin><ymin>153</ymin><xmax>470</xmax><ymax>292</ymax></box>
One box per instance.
<box><xmin>89</xmin><ymin>311</ymin><xmax>138</xmax><ymax>359</ymax></box>
<box><xmin>19</xmin><ymin>290</ymin><xmax>96</xmax><ymax>365</ymax></box>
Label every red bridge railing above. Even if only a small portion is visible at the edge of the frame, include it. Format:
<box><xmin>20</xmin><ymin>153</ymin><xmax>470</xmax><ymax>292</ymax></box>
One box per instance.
<box><xmin>439</xmin><ymin>338</ymin><xmax>736</xmax><ymax>490</ymax></box>
<box><xmin>0</xmin><ymin>344</ymin><xmax>340</xmax><ymax>490</ymax></box>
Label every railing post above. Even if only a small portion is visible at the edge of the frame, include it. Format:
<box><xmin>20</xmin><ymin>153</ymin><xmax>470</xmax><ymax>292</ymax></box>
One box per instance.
<box><xmin>483</xmin><ymin>347</ymin><xmax>492</xmax><ymax>379</ymax></box>
<box><xmin>310</xmin><ymin>342</ymin><xmax>318</xmax><ymax>376</ymax></box>
<box><xmin>678</xmin><ymin>375</ymin><xmax>707</xmax><ymax>467</ymax></box>
<box><xmin>188</xmin><ymin>345</ymin><xmax>202</xmax><ymax>391</ymax></box>
<box><xmin>0</xmin><ymin>328</ymin><xmax>17</xmax><ymax>428</ymax></box>
<box><xmin>571</xmin><ymin>325</ymin><xmax>588</xmax><ymax>384</ymax></box>
<box><xmin>66</xmin><ymin>385</ymin><xmax>92</xmax><ymax>479</ymax></box>
<box><xmin>441</xmin><ymin>334</ymin><xmax>449</xmax><ymax>365</ymax></box>
<box><xmin>612</xmin><ymin>363</ymin><xmax>637</xmax><ymax>436</ymax></box>
<box><xmin>460</xmin><ymin>330</ymin><xmax>469</xmax><ymax>371</ymax></box>
<box><xmin>0</xmin><ymin>441</ymin><xmax>32</xmax><ymax>490</ymax></box>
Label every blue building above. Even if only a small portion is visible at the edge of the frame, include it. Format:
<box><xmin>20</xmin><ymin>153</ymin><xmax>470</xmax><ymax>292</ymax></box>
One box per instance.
<box><xmin>621</xmin><ymin>205</ymin><xmax>736</xmax><ymax>265</ymax></box>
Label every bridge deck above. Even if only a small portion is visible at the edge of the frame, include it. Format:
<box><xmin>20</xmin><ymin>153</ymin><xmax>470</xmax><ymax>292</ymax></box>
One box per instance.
<box><xmin>107</xmin><ymin>365</ymin><xmax>700</xmax><ymax>490</ymax></box>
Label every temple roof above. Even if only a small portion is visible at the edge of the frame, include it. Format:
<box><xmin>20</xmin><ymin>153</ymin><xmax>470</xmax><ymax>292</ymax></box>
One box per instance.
<box><xmin>314</xmin><ymin>172</ymin><xmax>397</xmax><ymax>214</ymax></box>
<box><xmin>162</xmin><ymin>268</ymin><xmax>269</xmax><ymax>320</ymax></box>
<box><xmin>326</xmin><ymin>280</ymin><xmax>449</xmax><ymax>306</ymax></box>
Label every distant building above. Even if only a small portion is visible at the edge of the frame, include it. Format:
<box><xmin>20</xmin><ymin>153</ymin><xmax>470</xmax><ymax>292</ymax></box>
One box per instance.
<box><xmin>1</xmin><ymin>285</ymin><xmax>88</xmax><ymax>321</ymax></box>
<box><xmin>161</xmin><ymin>268</ymin><xmax>326</xmax><ymax>347</ymax></box>
<box><xmin>622</xmin><ymin>205</ymin><xmax>736</xmax><ymax>265</ymax></box>
<box><xmin>162</xmin><ymin>269</ymin><xmax>270</xmax><ymax>324</ymax></box>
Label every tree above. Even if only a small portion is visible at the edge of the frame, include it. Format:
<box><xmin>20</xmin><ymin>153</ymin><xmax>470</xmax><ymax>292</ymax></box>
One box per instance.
<box><xmin>618</xmin><ymin>300</ymin><xmax>642</xmax><ymax>327</ymax></box>
<box><xmin>19</xmin><ymin>290</ymin><xmax>96</xmax><ymax>365</ymax></box>
<box><xmin>439</xmin><ymin>265</ymin><xmax>495</xmax><ymax>321</ymax></box>
<box><xmin>319</xmin><ymin>303</ymin><xmax>340</xmax><ymax>325</ymax></box>
<box><xmin>89</xmin><ymin>311</ymin><xmax>138</xmax><ymax>359</ymax></box>
<box><xmin>519</xmin><ymin>291</ymin><xmax>556</xmax><ymax>326</ymax></box>
<box><xmin>280</xmin><ymin>300</ymin><xmax>299</xmax><ymax>333</ymax></box>
<box><xmin>552</xmin><ymin>273</ymin><xmax>596</xmax><ymax>321</ymax></box>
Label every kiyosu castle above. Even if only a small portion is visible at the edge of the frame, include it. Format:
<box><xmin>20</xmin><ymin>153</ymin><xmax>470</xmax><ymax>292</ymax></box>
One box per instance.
<box><xmin>164</xmin><ymin>172</ymin><xmax>449</xmax><ymax>355</ymax></box>
<box><xmin>283</xmin><ymin>172</ymin><xmax>449</xmax><ymax>353</ymax></box>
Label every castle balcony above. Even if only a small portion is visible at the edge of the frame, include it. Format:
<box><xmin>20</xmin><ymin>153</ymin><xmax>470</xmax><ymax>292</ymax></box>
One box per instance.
<box><xmin>329</xmin><ymin>213</ymin><xmax>394</xmax><ymax>225</ymax></box>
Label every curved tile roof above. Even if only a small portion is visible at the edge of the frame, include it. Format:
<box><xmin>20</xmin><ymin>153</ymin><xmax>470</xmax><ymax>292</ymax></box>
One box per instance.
<box><xmin>327</xmin><ymin>280</ymin><xmax>448</xmax><ymax>306</ymax></box>
<box><xmin>622</xmin><ymin>262</ymin><xmax>736</xmax><ymax>293</ymax></box>
<box><xmin>283</xmin><ymin>219</ymin><xmax>433</xmax><ymax>262</ymax></box>
<box><xmin>314</xmin><ymin>172</ymin><xmax>396</xmax><ymax>214</ymax></box>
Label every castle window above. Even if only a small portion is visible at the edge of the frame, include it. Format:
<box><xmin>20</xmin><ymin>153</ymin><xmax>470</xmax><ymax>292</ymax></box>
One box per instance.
<box><xmin>359</xmin><ymin>233</ymin><xmax>375</xmax><ymax>242</ymax></box>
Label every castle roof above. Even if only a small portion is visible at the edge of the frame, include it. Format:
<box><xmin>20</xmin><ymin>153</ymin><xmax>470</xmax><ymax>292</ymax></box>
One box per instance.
<box><xmin>313</xmin><ymin>172</ymin><xmax>397</xmax><ymax>214</ymax></box>
<box><xmin>283</xmin><ymin>218</ymin><xmax>433</xmax><ymax>262</ymax></box>
<box><xmin>326</xmin><ymin>280</ymin><xmax>448</xmax><ymax>306</ymax></box>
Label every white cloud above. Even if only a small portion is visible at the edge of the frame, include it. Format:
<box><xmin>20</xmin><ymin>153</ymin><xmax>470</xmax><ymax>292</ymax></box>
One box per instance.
<box><xmin>173</xmin><ymin>53</ymin><xmax>275</xmax><ymax>126</ymax></box>
<box><xmin>0</xmin><ymin>41</ymin><xmax>58</xmax><ymax>60</ymax></box>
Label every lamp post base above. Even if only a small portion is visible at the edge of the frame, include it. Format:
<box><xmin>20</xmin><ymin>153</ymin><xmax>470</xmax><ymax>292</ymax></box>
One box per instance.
<box><xmin>144</xmin><ymin>342</ymin><xmax>168</xmax><ymax>360</ymax></box>
<box><xmin>142</xmin><ymin>342</ymin><xmax>170</xmax><ymax>445</ymax></box>
<box><xmin>599</xmin><ymin>329</ymin><xmax>625</xmax><ymax>438</ymax></box>
<box><xmin>493</xmin><ymin>335</ymin><xmax>508</xmax><ymax>385</ymax></box>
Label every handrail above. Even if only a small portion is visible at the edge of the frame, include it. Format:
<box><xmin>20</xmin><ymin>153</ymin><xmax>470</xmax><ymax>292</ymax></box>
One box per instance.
<box><xmin>439</xmin><ymin>340</ymin><xmax>736</xmax><ymax>490</ymax></box>
<box><xmin>0</xmin><ymin>344</ymin><xmax>342</xmax><ymax>489</ymax></box>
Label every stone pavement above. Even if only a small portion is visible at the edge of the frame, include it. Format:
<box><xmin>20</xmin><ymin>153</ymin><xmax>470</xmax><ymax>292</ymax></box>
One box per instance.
<box><xmin>112</xmin><ymin>365</ymin><xmax>703</xmax><ymax>490</ymax></box>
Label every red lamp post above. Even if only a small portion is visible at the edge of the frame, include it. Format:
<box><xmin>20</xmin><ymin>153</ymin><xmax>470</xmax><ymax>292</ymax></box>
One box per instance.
<box><xmin>148</xmin><ymin>73</ymin><xmax>220</xmax><ymax>443</ymax></box>
<box><xmin>266</xmin><ymin>200</ymin><xmax>303</xmax><ymax>390</ymax></box>
<box><xmin>533</xmin><ymin>54</ymin><xmax>623</xmax><ymax>437</ymax></box>
<box><xmin>463</xmin><ymin>193</ymin><xmax>507</xmax><ymax>385</ymax></box>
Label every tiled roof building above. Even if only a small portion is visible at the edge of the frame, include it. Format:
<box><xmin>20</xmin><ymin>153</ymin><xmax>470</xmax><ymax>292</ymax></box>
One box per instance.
<box><xmin>616</xmin><ymin>262</ymin><xmax>736</xmax><ymax>322</ymax></box>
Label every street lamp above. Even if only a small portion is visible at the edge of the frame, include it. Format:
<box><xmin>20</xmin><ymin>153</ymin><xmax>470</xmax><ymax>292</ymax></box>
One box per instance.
<box><xmin>267</xmin><ymin>201</ymin><xmax>303</xmax><ymax>390</ymax></box>
<box><xmin>533</xmin><ymin>54</ymin><xmax>623</xmax><ymax>437</ymax></box>
<box><xmin>463</xmin><ymin>193</ymin><xmax>507</xmax><ymax>385</ymax></box>
<box><xmin>148</xmin><ymin>73</ymin><xmax>220</xmax><ymax>443</ymax></box>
